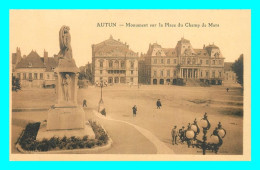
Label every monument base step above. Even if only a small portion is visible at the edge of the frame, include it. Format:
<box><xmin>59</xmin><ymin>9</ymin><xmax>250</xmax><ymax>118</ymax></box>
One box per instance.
<box><xmin>36</xmin><ymin>121</ymin><xmax>95</xmax><ymax>141</ymax></box>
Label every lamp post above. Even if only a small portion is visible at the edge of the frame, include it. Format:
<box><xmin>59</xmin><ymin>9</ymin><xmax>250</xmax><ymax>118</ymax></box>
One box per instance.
<box><xmin>98</xmin><ymin>80</ymin><xmax>106</xmax><ymax>116</ymax></box>
<box><xmin>183</xmin><ymin>113</ymin><xmax>226</xmax><ymax>155</ymax></box>
<box><xmin>200</xmin><ymin>113</ymin><xmax>211</xmax><ymax>155</ymax></box>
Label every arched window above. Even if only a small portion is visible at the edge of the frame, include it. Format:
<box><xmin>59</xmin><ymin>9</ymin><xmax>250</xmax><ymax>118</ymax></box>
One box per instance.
<box><xmin>114</xmin><ymin>60</ymin><xmax>119</xmax><ymax>68</ymax></box>
<box><xmin>121</xmin><ymin>61</ymin><xmax>125</xmax><ymax>68</ymax></box>
<box><xmin>109</xmin><ymin>61</ymin><xmax>113</xmax><ymax>68</ymax></box>
<box><xmin>187</xmin><ymin>58</ymin><xmax>191</xmax><ymax>65</ymax></box>
<box><xmin>192</xmin><ymin>58</ymin><xmax>196</xmax><ymax>64</ymax></box>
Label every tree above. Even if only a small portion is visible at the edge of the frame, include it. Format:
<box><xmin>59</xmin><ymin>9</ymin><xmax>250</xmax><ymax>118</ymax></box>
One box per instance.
<box><xmin>12</xmin><ymin>76</ymin><xmax>21</xmax><ymax>91</ymax></box>
<box><xmin>232</xmin><ymin>54</ymin><xmax>243</xmax><ymax>86</ymax></box>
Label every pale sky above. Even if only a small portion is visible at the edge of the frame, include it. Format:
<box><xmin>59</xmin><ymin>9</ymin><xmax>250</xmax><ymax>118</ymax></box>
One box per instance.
<box><xmin>10</xmin><ymin>10</ymin><xmax>251</xmax><ymax>67</ymax></box>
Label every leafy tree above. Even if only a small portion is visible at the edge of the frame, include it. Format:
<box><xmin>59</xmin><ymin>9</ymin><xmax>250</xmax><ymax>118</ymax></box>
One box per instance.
<box><xmin>232</xmin><ymin>54</ymin><xmax>243</xmax><ymax>86</ymax></box>
<box><xmin>12</xmin><ymin>76</ymin><xmax>21</xmax><ymax>91</ymax></box>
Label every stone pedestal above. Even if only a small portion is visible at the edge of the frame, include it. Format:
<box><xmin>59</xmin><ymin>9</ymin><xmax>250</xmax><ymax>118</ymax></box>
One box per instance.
<box><xmin>46</xmin><ymin>58</ymin><xmax>85</xmax><ymax>131</ymax></box>
<box><xmin>47</xmin><ymin>106</ymin><xmax>85</xmax><ymax>130</ymax></box>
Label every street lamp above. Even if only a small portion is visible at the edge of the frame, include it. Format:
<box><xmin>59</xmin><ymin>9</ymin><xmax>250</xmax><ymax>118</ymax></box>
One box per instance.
<box><xmin>199</xmin><ymin>112</ymin><xmax>211</xmax><ymax>155</ymax></box>
<box><xmin>183</xmin><ymin>113</ymin><xmax>226</xmax><ymax>155</ymax></box>
<box><xmin>98</xmin><ymin>80</ymin><xmax>106</xmax><ymax>116</ymax></box>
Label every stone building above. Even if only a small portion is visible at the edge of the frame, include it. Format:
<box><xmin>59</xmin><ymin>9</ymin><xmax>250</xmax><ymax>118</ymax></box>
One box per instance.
<box><xmin>140</xmin><ymin>38</ymin><xmax>225</xmax><ymax>85</ymax></box>
<box><xmin>12</xmin><ymin>49</ymin><xmax>58</xmax><ymax>88</ymax></box>
<box><xmin>92</xmin><ymin>36</ymin><xmax>138</xmax><ymax>85</ymax></box>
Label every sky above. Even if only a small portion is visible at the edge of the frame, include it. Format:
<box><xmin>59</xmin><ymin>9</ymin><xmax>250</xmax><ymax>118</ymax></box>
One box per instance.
<box><xmin>10</xmin><ymin>10</ymin><xmax>251</xmax><ymax>67</ymax></box>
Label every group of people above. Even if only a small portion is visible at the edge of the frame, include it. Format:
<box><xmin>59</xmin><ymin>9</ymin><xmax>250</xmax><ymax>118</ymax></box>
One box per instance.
<box><xmin>132</xmin><ymin>99</ymin><xmax>162</xmax><ymax>117</ymax></box>
<box><xmin>171</xmin><ymin>125</ymin><xmax>186</xmax><ymax>145</ymax></box>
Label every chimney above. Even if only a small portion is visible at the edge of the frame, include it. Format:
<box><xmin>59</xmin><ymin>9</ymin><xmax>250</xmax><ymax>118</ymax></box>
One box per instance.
<box><xmin>44</xmin><ymin>49</ymin><xmax>48</xmax><ymax>64</ymax></box>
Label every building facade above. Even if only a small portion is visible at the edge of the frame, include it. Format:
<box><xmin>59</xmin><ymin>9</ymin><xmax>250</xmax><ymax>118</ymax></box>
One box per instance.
<box><xmin>140</xmin><ymin>38</ymin><xmax>225</xmax><ymax>85</ymax></box>
<box><xmin>92</xmin><ymin>36</ymin><xmax>138</xmax><ymax>85</ymax></box>
<box><xmin>12</xmin><ymin>49</ymin><xmax>58</xmax><ymax>88</ymax></box>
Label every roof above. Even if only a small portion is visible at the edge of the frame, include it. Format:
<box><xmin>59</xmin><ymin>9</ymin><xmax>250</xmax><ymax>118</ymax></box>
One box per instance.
<box><xmin>162</xmin><ymin>48</ymin><xmax>176</xmax><ymax>56</ymax></box>
<box><xmin>45</xmin><ymin>58</ymin><xmax>58</xmax><ymax>72</ymax></box>
<box><xmin>205</xmin><ymin>44</ymin><xmax>219</xmax><ymax>49</ymax></box>
<box><xmin>224</xmin><ymin>62</ymin><xmax>234</xmax><ymax>71</ymax></box>
<box><xmin>193</xmin><ymin>49</ymin><xmax>210</xmax><ymax>57</ymax></box>
<box><xmin>178</xmin><ymin>38</ymin><xmax>190</xmax><ymax>43</ymax></box>
<box><xmin>16</xmin><ymin>51</ymin><xmax>45</xmax><ymax>68</ymax></box>
<box><xmin>93</xmin><ymin>36</ymin><xmax>138</xmax><ymax>57</ymax></box>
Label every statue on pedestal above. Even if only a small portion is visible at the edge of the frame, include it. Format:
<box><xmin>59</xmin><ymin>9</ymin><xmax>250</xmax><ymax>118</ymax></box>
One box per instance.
<box><xmin>47</xmin><ymin>25</ymin><xmax>84</xmax><ymax>130</ymax></box>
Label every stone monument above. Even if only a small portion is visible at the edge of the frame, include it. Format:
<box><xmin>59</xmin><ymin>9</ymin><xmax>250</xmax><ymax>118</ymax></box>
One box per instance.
<box><xmin>47</xmin><ymin>25</ymin><xmax>85</xmax><ymax>130</ymax></box>
<box><xmin>36</xmin><ymin>26</ymin><xmax>95</xmax><ymax>140</ymax></box>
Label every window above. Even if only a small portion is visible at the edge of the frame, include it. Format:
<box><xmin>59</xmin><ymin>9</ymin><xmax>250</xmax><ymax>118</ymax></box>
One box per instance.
<box><xmin>40</xmin><ymin>73</ymin><xmax>43</xmax><ymax>80</ymax></box>
<box><xmin>167</xmin><ymin>70</ymin><xmax>170</xmax><ymax>77</ymax></box>
<box><xmin>187</xmin><ymin>58</ymin><xmax>191</xmax><ymax>65</ymax></box>
<box><xmin>174</xmin><ymin>59</ymin><xmax>177</xmax><ymax>64</ymax></box>
<box><xmin>130</xmin><ymin>77</ymin><xmax>134</xmax><ymax>82</ymax></box>
<box><xmin>192</xmin><ymin>58</ymin><xmax>196</xmax><ymax>64</ymax></box>
<box><xmin>29</xmin><ymin>73</ymin><xmax>32</xmax><ymax>80</ymax></box>
<box><xmin>219</xmin><ymin>60</ymin><xmax>222</xmax><ymax>65</ymax></box>
<box><xmin>153</xmin><ymin>71</ymin><xmax>157</xmax><ymax>76</ymax></box>
<box><xmin>161</xmin><ymin>59</ymin><xmax>164</xmax><ymax>64</ymax></box>
<box><xmin>131</xmin><ymin>61</ymin><xmax>134</xmax><ymax>69</ymax></box>
<box><xmin>206</xmin><ymin>60</ymin><xmax>209</xmax><ymax>64</ymax></box>
<box><xmin>23</xmin><ymin>73</ymin><xmax>26</xmax><ymax>80</ymax></box>
<box><xmin>160</xmin><ymin>70</ymin><xmax>164</xmax><ymax>77</ymax></box>
<box><xmin>131</xmin><ymin>70</ymin><xmax>134</xmax><ymax>75</ymax></box>
<box><xmin>212</xmin><ymin>60</ymin><xmax>215</xmax><ymax>65</ymax></box>
<box><xmin>212</xmin><ymin>71</ymin><xmax>215</xmax><ymax>78</ymax></box>
<box><xmin>206</xmin><ymin>71</ymin><xmax>209</xmax><ymax>78</ymax></box>
<box><xmin>174</xmin><ymin>70</ymin><xmax>177</xmax><ymax>76</ymax></box>
<box><xmin>167</xmin><ymin>59</ymin><xmax>170</xmax><ymax>64</ymax></box>
<box><xmin>200</xmin><ymin>60</ymin><xmax>203</xmax><ymax>64</ymax></box>
<box><xmin>154</xmin><ymin>59</ymin><xmax>157</xmax><ymax>64</ymax></box>
<box><xmin>109</xmin><ymin>61</ymin><xmax>113</xmax><ymax>68</ymax></box>
<box><xmin>219</xmin><ymin>72</ymin><xmax>222</xmax><ymax>78</ymax></box>
<box><xmin>201</xmin><ymin>71</ymin><xmax>203</xmax><ymax>77</ymax></box>
<box><xmin>17</xmin><ymin>73</ymin><xmax>21</xmax><ymax>79</ymax></box>
<box><xmin>34</xmin><ymin>73</ymin><xmax>38</xmax><ymax>79</ymax></box>
<box><xmin>121</xmin><ymin>61</ymin><xmax>125</xmax><ymax>68</ymax></box>
<box><xmin>47</xmin><ymin>73</ymin><xmax>50</xmax><ymax>79</ymax></box>
<box><xmin>100</xmin><ymin>70</ymin><xmax>103</xmax><ymax>74</ymax></box>
<box><xmin>100</xmin><ymin>61</ymin><xmax>103</xmax><ymax>68</ymax></box>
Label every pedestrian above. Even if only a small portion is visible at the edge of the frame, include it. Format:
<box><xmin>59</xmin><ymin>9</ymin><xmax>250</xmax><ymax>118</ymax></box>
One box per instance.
<box><xmin>178</xmin><ymin>126</ymin><xmax>185</xmax><ymax>143</ymax></box>
<box><xmin>226</xmin><ymin>88</ymin><xmax>229</xmax><ymax>92</ymax></box>
<box><xmin>171</xmin><ymin>126</ymin><xmax>178</xmax><ymax>145</ymax></box>
<box><xmin>156</xmin><ymin>99</ymin><xmax>162</xmax><ymax>109</ymax></box>
<box><xmin>83</xmin><ymin>99</ymin><xmax>87</xmax><ymax>107</ymax></box>
<box><xmin>132</xmin><ymin>105</ymin><xmax>137</xmax><ymax>117</ymax></box>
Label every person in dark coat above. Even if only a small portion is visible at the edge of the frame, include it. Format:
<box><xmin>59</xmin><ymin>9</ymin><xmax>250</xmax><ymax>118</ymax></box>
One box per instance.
<box><xmin>171</xmin><ymin>126</ymin><xmax>178</xmax><ymax>145</ymax></box>
<box><xmin>132</xmin><ymin>105</ymin><xmax>137</xmax><ymax>117</ymax></box>
<box><xmin>178</xmin><ymin>126</ymin><xmax>185</xmax><ymax>143</ymax></box>
<box><xmin>156</xmin><ymin>99</ymin><xmax>162</xmax><ymax>109</ymax></box>
<box><xmin>83</xmin><ymin>99</ymin><xmax>87</xmax><ymax>107</ymax></box>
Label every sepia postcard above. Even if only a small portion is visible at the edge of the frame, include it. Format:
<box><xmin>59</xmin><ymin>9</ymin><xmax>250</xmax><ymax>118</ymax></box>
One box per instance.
<box><xmin>9</xmin><ymin>10</ymin><xmax>251</xmax><ymax>161</ymax></box>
